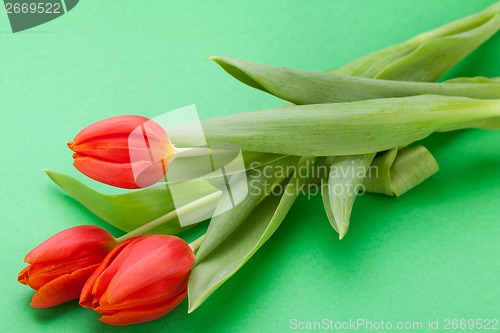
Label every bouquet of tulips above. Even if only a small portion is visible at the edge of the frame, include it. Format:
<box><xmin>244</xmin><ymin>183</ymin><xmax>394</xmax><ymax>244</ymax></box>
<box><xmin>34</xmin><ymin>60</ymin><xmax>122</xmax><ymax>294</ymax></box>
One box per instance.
<box><xmin>18</xmin><ymin>2</ymin><xmax>500</xmax><ymax>326</ymax></box>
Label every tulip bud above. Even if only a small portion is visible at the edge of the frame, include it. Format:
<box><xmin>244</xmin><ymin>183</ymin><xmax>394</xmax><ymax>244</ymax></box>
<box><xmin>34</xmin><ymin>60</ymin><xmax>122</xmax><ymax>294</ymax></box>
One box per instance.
<box><xmin>68</xmin><ymin>115</ymin><xmax>175</xmax><ymax>189</ymax></box>
<box><xmin>80</xmin><ymin>235</ymin><xmax>195</xmax><ymax>326</ymax></box>
<box><xmin>18</xmin><ymin>225</ymin><xmax>118</xmax><ymax>308</ymax></box>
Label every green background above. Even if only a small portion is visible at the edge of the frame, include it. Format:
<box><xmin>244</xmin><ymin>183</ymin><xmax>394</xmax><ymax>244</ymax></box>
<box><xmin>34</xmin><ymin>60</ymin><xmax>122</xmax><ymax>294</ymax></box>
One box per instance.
<box><xmin>1</xmin><ymin>1</ymin><xmax>499</xmax><ymax>332</ymax></box>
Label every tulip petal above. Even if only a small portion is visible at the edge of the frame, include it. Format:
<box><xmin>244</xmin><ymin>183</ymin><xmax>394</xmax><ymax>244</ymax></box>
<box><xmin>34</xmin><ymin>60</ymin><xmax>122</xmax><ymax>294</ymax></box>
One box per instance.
<box><xmin>128</xmin><ymin>121</ymin><xmax>174</xmax><ymax>163</ymax></box>
<box><xmin>80</xmin><ymin>237</ymin><xmax>139</xmax><ymax>308</ymax></box>
<box><xmin>71</xmin><ymin>124</ymin><xmax>173</xmax><ymax>164</ymax></box>
<box><xmin>90</xmin><ymin>239</ymin><xmax>141</xmax><ymax>303</ymax></box>
<box><xmin>69</xmin><ymin>115</ymin><xmax>174</xmax><ymax>189</ymax></box>
<box><xmin>25</xmin><ymin>225</ymin><xmax>116</xmax><ymax>264</ymax></box>
<box><xmin>98</xmin><ymin>290</ymin><xmax>187</xmax><ymax>326</ymax></box>
<box><xmin>141</xmin><ymin>118</ymin><xmax>174</xmax><ymax>148</ymax></box>
<box><xmin>23</xmin><ymin>254</ymin><xmax>107</xmax><ymax>290</ymax></box>
<box><xmin>73</xmin><ymin>115</ymin><xmax>151</xmax><ymax>145</ymax></box>
<box><xmin>30</xmin><ymin>264</ymin><xmax>100</xmax><ymax>308</ymax></box>
<box><xmin>98</xmin><ymin>275</ymin><xmax>189</xmax><ymax>312</ymax></box>
<box><xmin>17</xmin><ymin>266</ymin><xmax>29</xmax><ymax>285</ymax></box>
<box><xmin>73</xmin><ymin>157</ymin><xmax>171</xmax><ymax>189</ymax></box>
<box><xmin>71</xmin><ymin>136</ymin><xmax>133</xmax><ymax>163</ymax></box>
<box><xmin>104</xmin><ymin>236</ymin><xmax>194</xmax><ymax>304</ymax></box>
<box><xmin>134</xmin><ymin>156</ymin><xmax>174</xmax><ymax>188</ymax></box>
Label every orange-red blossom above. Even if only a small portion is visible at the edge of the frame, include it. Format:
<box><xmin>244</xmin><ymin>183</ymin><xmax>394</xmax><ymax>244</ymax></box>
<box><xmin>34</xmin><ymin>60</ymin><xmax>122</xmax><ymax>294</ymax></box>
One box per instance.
<box><xmin>80</xmin><ymin>235</ymin><xmax>195</xmax><ymax>326</ymax></box>
<box><xmin>68</xmin><ymin>115</ymin><xmax>175</xmax><ymax>189</ymax></box>
<box><xmin>18</xmin><ymin>225</ymin><xmax>117</xmax><ymax>308</ymax></box>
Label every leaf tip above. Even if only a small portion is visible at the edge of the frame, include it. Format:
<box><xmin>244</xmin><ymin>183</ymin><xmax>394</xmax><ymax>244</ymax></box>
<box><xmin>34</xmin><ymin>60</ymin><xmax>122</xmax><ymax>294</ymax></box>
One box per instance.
<box><xmin>338</xmin><ymin>229</ymin><xmax>347</xmax><ymax>240</ymax></box>
<box><xmin>44</xmin><ymin>169</ymin><xmax>57</xmax><ymax>181</ymax></box>
<box><xmin>187</xmin><ymin>298</ymin><xmax>201</xmax><ymax>314</ymax></box>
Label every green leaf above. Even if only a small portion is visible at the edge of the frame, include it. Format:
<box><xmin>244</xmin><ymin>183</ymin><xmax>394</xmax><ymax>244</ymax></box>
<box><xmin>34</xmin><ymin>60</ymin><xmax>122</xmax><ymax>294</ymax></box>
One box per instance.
<box><xmin>364</xmin><ymin>146</ymin><xmax>439</xmax><ymax>197</ymax></box>
<box><xmin>321</xmin><ymin>154</ymin><xmax>375</xmax><ymax>239</ymax></box>
<box><xmin>163</xmin><ymin>146</ymin><xmax>286</xmax><ymax>182</ymax></box>
<box><xmin>175</xmin><ymin>95</ymin><xmax>500</xmax><ymax>156</ymax></box>
<box><xmin>195</xmin><ymin>155</ymin><xmax>300</xmax><ymax>262</ymax></box>
<box><xmin>334</xmin><ymin>3</ymin><xmax>500</xmax><ymax>80</ymax></box>
<box><xmin>188</xmin><ymin>156</ymin><xmax>314</xmax><ymax>312</ymax></box>
<box><xmin>45</xmin><ymin>170</ymin><xmax>219</xmax><ymax>234</ymax></box>
<box><xmin>209</xmin><ymin>56</ymin><xmax>500</xmax><ymax>105</ymax></box>
<box><xmin>242</xmin><ymin>151</ymin><xmax>287</xmax><ymax>170</ymax></box>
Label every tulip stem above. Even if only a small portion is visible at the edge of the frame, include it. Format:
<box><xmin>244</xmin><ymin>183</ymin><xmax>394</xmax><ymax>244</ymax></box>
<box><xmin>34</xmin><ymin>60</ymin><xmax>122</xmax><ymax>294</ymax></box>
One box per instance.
<box><xmin>189</xmin><ymin>234</ymin><xmax>205</xmax><ymax>252</ymax></box>
<box><xmin>116</xmin><ymin>191</ymin><xmax>221</xmax><ymax>243</ymax></box>
<box><xmin>173</xmin><ymin>146</ymin><xmax>237</xmax><ymax>158</ymax></box>
<box><xmin>174</xmin><ymin>147</ymin><xmax>214</xmax><ymax>158</ymax></box>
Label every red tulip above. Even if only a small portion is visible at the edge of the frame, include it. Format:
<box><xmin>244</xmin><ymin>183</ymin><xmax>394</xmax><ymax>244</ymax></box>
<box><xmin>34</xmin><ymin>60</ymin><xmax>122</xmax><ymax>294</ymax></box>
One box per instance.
<box><xmin>80</xmin><ymin>235</ymin><xmax>195</xmax><ymax>326</ymax></box>
<box><xmin>68</xmin><ymin>115</ymin><xmax>175</xmax><ymax>189</ymax></box>
<box><xmin>18</xmin><ymin>225</ymin><xmax>117</xmax><ymax>308</ymax></box>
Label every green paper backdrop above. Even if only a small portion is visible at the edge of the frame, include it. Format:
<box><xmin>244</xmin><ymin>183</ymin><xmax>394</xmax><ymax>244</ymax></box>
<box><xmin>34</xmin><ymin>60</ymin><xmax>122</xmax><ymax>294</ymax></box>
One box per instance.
<box><xmin>1</xmin><ymin>1</ymin><xmax>499</xmax><ymax>332</ymax></box>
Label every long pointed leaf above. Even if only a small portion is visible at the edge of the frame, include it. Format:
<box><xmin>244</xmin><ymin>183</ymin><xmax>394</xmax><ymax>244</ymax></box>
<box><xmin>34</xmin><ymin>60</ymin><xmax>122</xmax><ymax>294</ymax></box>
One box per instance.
<box><xmin>188</xmin><ymin>156</ymin><xmax>314</xmax><ymax>312</ymax></box>
<box><xmin>45</xmin><ymin>170</ymin><xmax>219</xmax><ymax>234</ymax></box>
<box><xmin>209</xmin><ymin>55</ymin><xmax>500</xmax><ymax>105</ymax></box>
<box><xmin>334</xmin><ymin>2</ymin><xmax>500</xmax><ymax>79</ymax></box>
<box><xmin>195</xmin><ymin>155</ymin><xmax>300</xmax><ymax>262</ymax></box>
<box><xmin>321</xmin><ymin>154</ymin><xmax>375</xmax><ymax>239</ymax></box>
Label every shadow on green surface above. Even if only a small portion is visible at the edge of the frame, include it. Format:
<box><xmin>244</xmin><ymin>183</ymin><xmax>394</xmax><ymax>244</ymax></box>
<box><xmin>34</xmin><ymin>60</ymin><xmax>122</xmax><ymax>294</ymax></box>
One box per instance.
<box><xmin>414</xmin><ymin>130</ymin><xmax>466</xmax><ymax>155</ymax></box>
<box><xmin>24</xmin><ymin>295</ymin><xmax>81</xmax><ymax>322</ymax></box>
